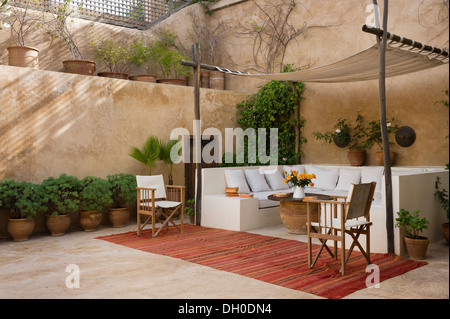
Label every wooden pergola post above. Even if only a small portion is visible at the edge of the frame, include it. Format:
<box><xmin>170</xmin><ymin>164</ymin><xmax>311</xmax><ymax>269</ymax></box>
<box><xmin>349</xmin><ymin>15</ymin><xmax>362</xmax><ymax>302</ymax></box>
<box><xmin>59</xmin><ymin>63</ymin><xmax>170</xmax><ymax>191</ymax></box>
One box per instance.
<box><xmin>192</xmin><ymin>43</ymin><xmax>202</xmax><ymax>226</ymax></box>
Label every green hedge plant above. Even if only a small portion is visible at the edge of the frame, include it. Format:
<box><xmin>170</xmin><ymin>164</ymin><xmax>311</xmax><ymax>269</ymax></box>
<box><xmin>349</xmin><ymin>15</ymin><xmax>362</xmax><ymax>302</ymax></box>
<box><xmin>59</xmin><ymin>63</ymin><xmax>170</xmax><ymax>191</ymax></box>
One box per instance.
<box><xmin>79</xmin><ymin>176</ymin><xmax>113</xmax><ymax>211</ymax></box>
<box><xmin>107</xmin><ymin>173</ymin><xmax>137</xmax><ymax>208</ymax></box>
<box><xmin>41</xmin><ymin>174</ymin><xmax>82</xmax><ymax>216</ymax></box>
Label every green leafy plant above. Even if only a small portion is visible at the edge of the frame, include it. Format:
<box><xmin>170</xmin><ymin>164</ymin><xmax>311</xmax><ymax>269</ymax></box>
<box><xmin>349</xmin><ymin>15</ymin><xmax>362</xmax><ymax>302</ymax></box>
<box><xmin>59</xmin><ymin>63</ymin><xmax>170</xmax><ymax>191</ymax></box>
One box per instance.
<box><xmin>435</xmin><ymin>176</ymin><xmax>449</xmax><ymax>221</ymax></box>
<box><xmin>0</xmin><ymin>179</ymin><xmax>47</xmax><ymax>220</ymax></box>
<box><xmin>41</xmin><ymin>174</ymin><xmax>82</xmax><ymax>216</ymax></box>
<box><xmin>366</xmin><ymin>118</ymin><xmax>399</xmax><ymax>151</ymax></box>
<box><xmin>107</xmin><ymin>173</ymin><xmax>137</xmax><ymax>208</ymax></box>
<box><xmin>234</xmin><ymin>79</ymin><xmax>305</xmax><ymax>166</ymax></box>
<box><xmin>395</xmin><ymin>209</ymin><xmax>429</xmax><ymax>239</ymax></box>
<box><xmin>148</xmin><ymin>30</ymin><xmax>190</xmax><ymax>79</ymax></box>
<box><xmin>79</xmin><ymin>176</ymin><xmax>113</xmax><ymax>211</ymax></box>
<box><xmin>129</xmin><ymin>38</ymin><xmax>154</xmax><ymax>70</ymax></box>
<box><xmin>90</xmin><ymin>38</ymin><xmax>132</xmax><ymax>73</ymax></box>
<box><xmin>128</xmin><ymin>135</ymin><xmax>160</xmax><ymax>175</ymax></box>
<box><xmin>184</xmin><ymin>198</ymin><xmax>195</xmax><ymax>217</ymax></box>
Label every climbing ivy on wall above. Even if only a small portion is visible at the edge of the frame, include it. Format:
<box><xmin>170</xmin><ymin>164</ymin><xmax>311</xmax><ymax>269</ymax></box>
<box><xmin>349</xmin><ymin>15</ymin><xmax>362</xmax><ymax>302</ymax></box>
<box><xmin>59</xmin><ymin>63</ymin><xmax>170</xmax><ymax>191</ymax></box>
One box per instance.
<box><xmin>227</xmin><ymin>79</ymin><xmax>306</xmax><ymax>166</ymax></box>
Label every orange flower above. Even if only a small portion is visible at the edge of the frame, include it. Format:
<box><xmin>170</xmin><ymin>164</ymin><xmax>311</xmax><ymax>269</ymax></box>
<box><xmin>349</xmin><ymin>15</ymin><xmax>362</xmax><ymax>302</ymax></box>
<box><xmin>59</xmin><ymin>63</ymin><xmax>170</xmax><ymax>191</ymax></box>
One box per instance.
<box><xmin>287</xmin><ymin>175</ymin><xmax>292</xmax><ymax>180</ymax></box>
<box><xmin>310</xmin><ymin>183</ymin><xmax>315</xmax><ymax>187</ymax></box>
<box><xmin>283</xmin><ymin>178</ymin><xmax>287</xmax><ymax>183</ymax></box>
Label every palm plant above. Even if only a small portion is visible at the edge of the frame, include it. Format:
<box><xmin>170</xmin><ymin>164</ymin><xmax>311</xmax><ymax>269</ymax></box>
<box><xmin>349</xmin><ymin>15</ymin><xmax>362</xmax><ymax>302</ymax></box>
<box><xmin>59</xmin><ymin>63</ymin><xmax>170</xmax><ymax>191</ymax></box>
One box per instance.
<box><xmin>128</xmin><ymin>136</ymin><xmax>160</xmax><ymax>175</ymax></box>
<box><xmin>158</xmin><ymin>139</ymin><xmax>180</xmax><ymax>184</ymax></box>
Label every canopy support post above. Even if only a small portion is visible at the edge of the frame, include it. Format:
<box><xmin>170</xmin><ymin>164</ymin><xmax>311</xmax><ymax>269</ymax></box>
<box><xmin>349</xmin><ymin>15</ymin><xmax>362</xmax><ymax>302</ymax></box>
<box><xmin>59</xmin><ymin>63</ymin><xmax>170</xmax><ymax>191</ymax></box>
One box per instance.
<box><xmin>374</xmin><ymin>0</ymin><xmax>395</xmax><ymax>254</ymax></box>
<box><xmin>192</xmin><ymin>43</ymin><xmax>202</xmax><ymax>226</ymax></box>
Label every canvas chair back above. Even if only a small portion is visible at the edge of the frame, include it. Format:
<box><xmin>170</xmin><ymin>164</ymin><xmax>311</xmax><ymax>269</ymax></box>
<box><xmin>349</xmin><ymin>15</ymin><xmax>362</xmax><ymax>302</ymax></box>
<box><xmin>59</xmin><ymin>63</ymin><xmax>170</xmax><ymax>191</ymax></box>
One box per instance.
<box><xmin>345</xmin><ymin>182</ymin><xmax>376</xmax><ymax>221</ymax></box>
<box><xmin>136</xmin><ymin>175</ymin><xmax>166</xmax><ymax>199</ymax></box>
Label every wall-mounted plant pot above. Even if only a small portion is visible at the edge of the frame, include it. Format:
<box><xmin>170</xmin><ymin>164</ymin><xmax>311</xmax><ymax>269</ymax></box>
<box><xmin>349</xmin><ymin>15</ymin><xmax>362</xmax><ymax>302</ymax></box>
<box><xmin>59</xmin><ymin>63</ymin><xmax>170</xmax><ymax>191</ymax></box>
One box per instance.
<box><xmin>63</xmin><ymin>59</ymin><xmax>96</xmax><ymax>75</ymax></box>
<box><xmin>7</xmin><ymin>218</ymin><xmax>35</xmax><ymax>242</ymax></box>
<box><xmin>157</xmin><ymin>78</ymin><xmax>187</xmax><ymax>86</ymax></box>
<box><xmin>375</xmin><ymin>151</ymin><xmax>397</xmax><ymax>166</ymax></box>
<box><xmin>332</xmin><ymin>131</ymin><xmax>350</xmax><ymax>148</ymax></box>
<box><xmin>7</xmin><ymin>46</ymin><xmax>39</xmax><ymax>69</ymax></box>
<box><xmin>347</xmin><ymin>150</ymin><xmax>366</xmax><ymax>166</ymax></box>
<box><xmin>98</xmin><ymin>72</ymin><xmax>129</xmax><ymax>79</ymax></box>
<box><xmin>129</xmin><ymin>74</ymin><xmax>157</xmax><ymax>82</ymax></box>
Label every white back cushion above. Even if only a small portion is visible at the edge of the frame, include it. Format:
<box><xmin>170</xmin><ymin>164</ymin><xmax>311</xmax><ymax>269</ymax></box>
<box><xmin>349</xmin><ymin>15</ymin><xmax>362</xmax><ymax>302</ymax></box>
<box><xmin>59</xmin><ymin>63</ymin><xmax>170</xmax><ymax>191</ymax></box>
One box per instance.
<box><xmin>361</xmin><ymin>167</ymin><xmax>384</xmax><ymax>193</ymax></box>
<box><xmin>245</xmin><ymin>169</ymin><xmax>271</xmax><ymax>192</ymax></box>
<box><xmin>263</xmin><ymin>169</ymin><xmax>290</xmax><ymax>190</ymax></box>
<box><xmin>224</xmin><ymin>169</ymin><xmax>251</xmax><ymax>194</ymax></box>
<box><xmin>335</xmin><ymin>168</ymin><xmax>361</xmax><ymax>191</ymax></box>
<box><xmin>306</xmin><ymin>166</ymin><xmax>339</xmax><ymax>190</ymax></box>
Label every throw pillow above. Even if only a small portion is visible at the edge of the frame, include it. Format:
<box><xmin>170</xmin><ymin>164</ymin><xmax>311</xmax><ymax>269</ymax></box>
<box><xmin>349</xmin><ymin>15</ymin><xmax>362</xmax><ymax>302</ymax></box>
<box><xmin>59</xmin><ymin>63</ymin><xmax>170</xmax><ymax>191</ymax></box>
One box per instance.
<box><xmin>335</xmin><ymin>168</ymin><xmax>361</xmax><ymax>191</ymax></box>
<box><xmin>224</xmin><ymin>169</ymin><xmax>251</xmax><ymax>194</ymax></box>
<box><xmin>263</xmin><ymin>169</ymin><xmax>290</xmax><ymax>190</ymax></box>
<box><xmin>306</xmin><ymin>166</ymin><xmax>339</xmax><ymax>190</ymax></box>
<box><xmin>244</xmin><ymin>169</ymin><xmax>272</xmax><ymax>192</ymax></box>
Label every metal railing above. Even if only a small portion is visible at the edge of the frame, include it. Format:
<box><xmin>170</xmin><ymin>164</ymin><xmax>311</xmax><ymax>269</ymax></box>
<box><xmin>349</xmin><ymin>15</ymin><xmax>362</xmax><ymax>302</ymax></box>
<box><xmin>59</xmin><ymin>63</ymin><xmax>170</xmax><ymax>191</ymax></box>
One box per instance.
<box><xmin>11</xmin><ymin>0</ymin><xmax>191</xmax><ymax>29</ymax></box>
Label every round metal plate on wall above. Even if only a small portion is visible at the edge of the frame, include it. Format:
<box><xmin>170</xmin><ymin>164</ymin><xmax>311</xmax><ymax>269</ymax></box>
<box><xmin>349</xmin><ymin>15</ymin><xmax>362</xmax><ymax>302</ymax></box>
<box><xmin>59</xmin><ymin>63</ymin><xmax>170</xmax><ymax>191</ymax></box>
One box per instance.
<box><xmin>395</xmin><ymin>126</ymin><xmax>416</xmax><ymax>147</ymax></box>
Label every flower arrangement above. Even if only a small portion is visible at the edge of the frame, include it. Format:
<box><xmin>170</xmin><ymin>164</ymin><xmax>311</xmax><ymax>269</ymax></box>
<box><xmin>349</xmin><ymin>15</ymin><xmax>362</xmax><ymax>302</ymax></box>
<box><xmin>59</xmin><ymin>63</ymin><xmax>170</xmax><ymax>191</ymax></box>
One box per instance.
<box><xmin>283</xmin><ymin>170</ymin><xmax>316</xmax><ymax>188</ymax></box>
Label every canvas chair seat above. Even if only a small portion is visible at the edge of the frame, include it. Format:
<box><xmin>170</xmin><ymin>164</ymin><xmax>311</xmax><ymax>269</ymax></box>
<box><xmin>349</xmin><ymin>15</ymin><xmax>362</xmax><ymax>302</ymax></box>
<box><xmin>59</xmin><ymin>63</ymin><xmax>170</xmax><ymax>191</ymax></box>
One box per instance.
<box><xmin>136</xmin><ymin>175</ymin><xmax>185</xmax><ymax>238</ymax></box>
<box><xmin>304</xmin><ymin>182</ymin><xmax>376</xmax><ymax>275</ymax></box>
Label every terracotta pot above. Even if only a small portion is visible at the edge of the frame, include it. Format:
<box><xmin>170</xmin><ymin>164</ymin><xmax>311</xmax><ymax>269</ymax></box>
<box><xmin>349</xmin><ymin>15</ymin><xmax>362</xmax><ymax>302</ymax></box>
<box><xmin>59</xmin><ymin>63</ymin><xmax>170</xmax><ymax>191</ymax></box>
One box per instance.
<box><xmin>404</xmin><ymin>236</ymin><xmax>429</xmax><ymax>260</ymax></box>
<box><xmin>189</xmin><ymin>215</ymin><xmax>195</xmax><ymax>224</ymax></box>
<box><xmin>129</xmin><ymin>74</ymin><xmax>157</xmax><ymax>82</ymax></box>
<box><xmin>209</xmin><ymin>71</ymin><xmax>225</xmax><ymax>90</ymax></box>
<box><xmin>442</xmin><ymin>222</ymin><xmax>449</xmax><ymax>244</ymax></box>
<box><xmin>7</xmin><ymin>218</ymin><xmax>35</xmax><ymax>242</ymax></box>
<box><xmin>347</xmin><ymin>150</ymin><xmax>366</xmax><ymax>166</ymax></box>
<box><xmin>108</xmin><ymin>207</ymin><xmax>130</xmax><ymax>228</ymax></box>
<box><xmin>201</xmin><ymin>71</ymin><xmax>210</xmax><ymax>88</ymax></box>
<box><xmin>62</xmin><ymin>59</ymin><xmax>96</xmax><ymax>75</ymax></box>
<box><xmin>46</xmin><ymin>214</ymin><xmax>71</xmax><ymax>236</ymax></box>
<box><xmin>157</xmin><ymin>78</ymin><xmax>186</xmax><ymax>86</ymax></box>
<box><xmin>375</xmin><ymin>151</ymin><xmax>397</xmax><ymax>166</ymax></box>
<box><xmin>98</xmin><ymin>72</ymin><xmax>129</xmax><ymax>79</ymax></box>
<box><xmin>79</xmin><ymin>210</ymin><xmax>102</xmax><ymax>232</ymax></box>
<box><xmin>7</xmin><ymin>46</ymin><xmax>39</xmax><ymax>69</ymax></box>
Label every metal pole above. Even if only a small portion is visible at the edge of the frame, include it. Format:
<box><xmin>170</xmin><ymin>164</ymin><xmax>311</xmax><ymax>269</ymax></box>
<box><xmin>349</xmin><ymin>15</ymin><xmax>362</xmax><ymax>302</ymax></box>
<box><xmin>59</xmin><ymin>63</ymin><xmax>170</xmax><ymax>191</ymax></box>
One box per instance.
<box><xmin>374</xmin><ymin>0</ymin><xmax>394</xmax><ymax>254</ymax></box>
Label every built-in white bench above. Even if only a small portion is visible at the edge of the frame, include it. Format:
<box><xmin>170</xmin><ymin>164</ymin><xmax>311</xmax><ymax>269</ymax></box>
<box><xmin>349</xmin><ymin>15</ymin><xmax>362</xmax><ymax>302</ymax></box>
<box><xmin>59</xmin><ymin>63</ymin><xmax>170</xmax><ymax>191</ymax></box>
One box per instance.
<box><xmin>201</xmin><ymin>164</ymin><xmax>449</xmax><ymax>255</ymax></box>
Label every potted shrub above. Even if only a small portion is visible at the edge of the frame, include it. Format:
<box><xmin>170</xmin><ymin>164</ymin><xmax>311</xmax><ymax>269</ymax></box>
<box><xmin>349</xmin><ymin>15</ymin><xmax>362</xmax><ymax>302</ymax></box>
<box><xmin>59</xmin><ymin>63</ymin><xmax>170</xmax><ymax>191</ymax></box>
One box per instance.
<box><xmin>90</xmin><ymin>38</ymin><xmax>132</xmax><ymax>79</ymax></box>
<box><xmin>395</xmin><ymin>209</ymin><xmax>430</xmax><ymax>260</ymax></box>
<box><xmin>0</xmin><ymin>179</ymin><xmax>47</xmax><ymax>241</ymax></box>
<box><xmin>128</xmin><ymin>39</ymin><xmax>157</xmax><ymax>83</ymax></box>
<box><xmin>149</xmin><ymin>30</ymin><xmax>190</xmax><ymax>85</ymax></box>
<box><xmin>107</xmin><ymin>173</ymin><xmax>137</xmax><ymax>228</ymax></box>
<box><xmin>366</xmin><ymin>118</ymin><xmax>399</xmax><ymax>166</ymax></box>
<box><xmin>128</xmin><ymin>135</ymin><xmax>161</xmax><ymax>174</ymax></box>
<box><xmin>435</xmin><ymin>176</ymin><xmax>449</xmax><ymax>243</ymax></box>
<box><xmin>41</xmin><ymin>174</ymin><xmax>81</xmax><ymax>236</ymax></box>
<box><xmin>184</xmin><ymin>198</ymin><xmax>195</xmax><ymax>224</ymax></box>
<box><xmin>313</xmin><ymin>113</ymin><xmax>372</xmax><ymax>166</ymax></box>
<box><xmin>40</xmin><ymin>0</ymin><xmax>95</xmax><ymax>75</ymax></box>
<box><xmin>79</xmin><ymin>176</ymin><xmax>113</xmax><ymax>231</ymax></box>
<box><xmin>0</xmin><ymin>0</ymin><xmax>40</xmax><ymax>68</ymax></box>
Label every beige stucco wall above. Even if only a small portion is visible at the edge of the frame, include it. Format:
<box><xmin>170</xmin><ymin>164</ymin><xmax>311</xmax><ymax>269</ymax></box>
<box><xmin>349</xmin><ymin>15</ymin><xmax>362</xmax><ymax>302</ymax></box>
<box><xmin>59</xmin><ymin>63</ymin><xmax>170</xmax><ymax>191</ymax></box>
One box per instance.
<box><xmin>1</xmin><ymin>0</ymin><xmax>449</xmax><ymax>184</ymax></box>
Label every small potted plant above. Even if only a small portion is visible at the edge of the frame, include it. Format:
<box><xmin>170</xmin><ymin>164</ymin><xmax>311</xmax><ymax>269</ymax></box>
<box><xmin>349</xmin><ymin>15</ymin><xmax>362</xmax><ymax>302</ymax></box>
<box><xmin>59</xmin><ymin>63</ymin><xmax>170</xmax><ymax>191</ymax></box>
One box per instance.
<box><xmin>90</xmin><ymin>37</ymin><xmax>132</xmax><ymax>79</ymax></box>
<box><xmin>107</xmin><ymin>173</ymin><xmax>137</xmax><ymax>228</ymax></box>
<box><xmin>128</xmin><ymin>135</ymin><xmax>161</xmax><ymax>175</ymax></box>
<box><xmin>40</xmin><ymin>0</ymin><xmax>96</xmax><ymax>75</ymax></box>
<box><xmin>366</xmin><ymin>118</ymin><xmax>399</xmax><ymax>166</ymax></box>
<box><xmin>184</xmin><ymin>198</ymin><xmax>195</xmax><ymax>224</ymax></box>
<box><xmin>149</xmin><ymin>30</ymin><xmax>190</xmax><ymax>85</ymax></box>
<box><xmin>395</xmin><ymin>209</ymin><xmax>430</xmax><ymax>260</ymax></box>
<box><xmin>128</xmin><ymin>38</ymin><xmax>157</xmax><ymax>83</ymax></box>
<box><xmin>435</xmin><ymin>176</ymin><xmax>449</xmax><ymax>243</ymax></box>
<box><xmin>79</xmin><ymin>176</ymin><xmax>113</xmax><ymax>231</ymax></box>
<box><xmin>0</xmin><ymin>0</ymin><xmax>40</xmax><ymax>68</ymax></box>
<box><xmin>0</xmin><ymin>179</ymin><xmax>47</xmax><ymax>241</ymax></box>
<box><xmin>313</xmin><ymin>113</ymin><xmax>372</xmax><ymax>166</ymax></box>
<box><xmin>41</xmin><ymin>174</ymin><xmax>82</xmax><ymax>236</ymax></box>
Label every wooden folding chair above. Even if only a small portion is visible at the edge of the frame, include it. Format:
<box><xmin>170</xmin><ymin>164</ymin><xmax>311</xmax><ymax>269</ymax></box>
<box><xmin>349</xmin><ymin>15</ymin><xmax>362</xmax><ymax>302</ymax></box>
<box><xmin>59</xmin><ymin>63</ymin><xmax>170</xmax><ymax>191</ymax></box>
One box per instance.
<box><xmin>304</xmin><ymin>182</ymin><xmax>376</xmax><ymax>275</ymax></box>
<box><xmin>136</xmin><ymin>175</ymin><xmax>185</xmax><ymax>238</ymax></box>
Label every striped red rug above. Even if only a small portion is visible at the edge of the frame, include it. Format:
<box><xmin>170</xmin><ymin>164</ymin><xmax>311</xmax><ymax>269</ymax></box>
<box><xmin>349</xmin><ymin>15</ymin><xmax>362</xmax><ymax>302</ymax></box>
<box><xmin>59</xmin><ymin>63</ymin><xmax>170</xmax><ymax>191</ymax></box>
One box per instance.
<box><xmin>96</xmin><ymin>224</ymin><xmax>427</xmax><ymax>299</ymax></box>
